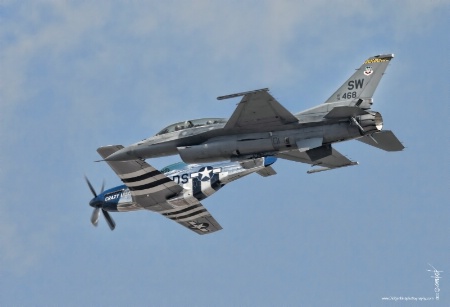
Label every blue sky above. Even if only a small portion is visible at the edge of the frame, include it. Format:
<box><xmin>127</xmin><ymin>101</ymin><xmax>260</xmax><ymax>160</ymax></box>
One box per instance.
<box><xmin>1</xmin><ymin>1</ymin><xmax>449</xmax><ymax>306</ymax></box>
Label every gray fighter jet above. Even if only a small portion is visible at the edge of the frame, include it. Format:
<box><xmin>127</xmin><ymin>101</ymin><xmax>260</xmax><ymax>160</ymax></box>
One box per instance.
<box><xmin>104</xmin><ymin>54</ymin><xmax>403</xmax><ymax>173</ymax></box>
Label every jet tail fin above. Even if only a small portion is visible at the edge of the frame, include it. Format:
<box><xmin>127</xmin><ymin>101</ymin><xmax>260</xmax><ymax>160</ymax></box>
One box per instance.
<box><xmin>357</xmin><ymin>130</ymin><xmax>404</xmax><ymax>151</ymax></box>
<box><xmin>323</xmin><ymin>54</ymin><xmax>394</xmax><ymax>108</ymax></box>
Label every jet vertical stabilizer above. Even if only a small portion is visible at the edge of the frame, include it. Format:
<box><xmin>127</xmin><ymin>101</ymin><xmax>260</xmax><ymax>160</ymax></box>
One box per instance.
<box><xmin>323</xmin><ymin>54</ymin><xmax>394</xmax><ymax>108</ymax></box>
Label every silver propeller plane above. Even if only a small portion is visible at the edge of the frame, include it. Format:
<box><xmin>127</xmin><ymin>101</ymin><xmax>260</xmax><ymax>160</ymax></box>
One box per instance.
<box><xmin>104</xmin><ymin>54</ymin><xmax>403</xmax><ymax>173</ymax></box>
<box><xmin>86</xmin><ymin>145</ymin><xmax>277</xmax><ymax>234</ymax></box>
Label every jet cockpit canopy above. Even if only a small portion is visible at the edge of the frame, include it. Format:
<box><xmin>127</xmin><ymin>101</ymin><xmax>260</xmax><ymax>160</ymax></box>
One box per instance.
<box><xmin>156</xmin><ymin>118</ymin><xmax>227</xmax><ymax>135</ymax></box>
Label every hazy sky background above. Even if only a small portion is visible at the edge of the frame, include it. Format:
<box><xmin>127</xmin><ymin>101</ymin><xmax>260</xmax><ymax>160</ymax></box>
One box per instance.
<box><xmin>1</xmin><ymin>1</ymin><xmax>449</xmax><ymax>306</ymax></box>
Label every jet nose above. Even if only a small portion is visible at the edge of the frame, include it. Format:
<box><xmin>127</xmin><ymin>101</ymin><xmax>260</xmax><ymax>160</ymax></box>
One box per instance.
<box><xmin>105</xmin><ymin>147</ymin><xmax>134</xmax><ymax>161</ymax></box>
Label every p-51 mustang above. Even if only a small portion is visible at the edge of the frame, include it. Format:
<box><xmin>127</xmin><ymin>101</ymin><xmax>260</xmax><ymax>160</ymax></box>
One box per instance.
<box><xmin>86</xmin><ymin>145</ymin><xmax>277</xmax><ymax>234</ymax></box>
<box><xmin>103</xmin><ymin>54</ymin><xmax>403</xmax><ymax>173</ymax></box>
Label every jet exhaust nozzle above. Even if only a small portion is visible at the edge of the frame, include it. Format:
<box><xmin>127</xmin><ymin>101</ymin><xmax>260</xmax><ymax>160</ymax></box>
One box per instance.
<box><xmin>357</xmin><ymin>112</ymin><xmax>383</xmax><ymax>134</ymax></box>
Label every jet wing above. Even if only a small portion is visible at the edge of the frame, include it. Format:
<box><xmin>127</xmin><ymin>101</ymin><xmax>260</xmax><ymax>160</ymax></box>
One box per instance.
<box><xmin>277</xmin><ymin>146</ymin><xmax>358</xmax><ymax>173</ymax></box>
<box><xmin>97</xmin><ymin>145</ymin><xmax>182</xmax><ymax>210</ymax></box>
<box><xmin>221</xmin><ymin>89</ymin><xmax>299</xmax><ymax>132</ymax></box>
<box><xmin>159</xmin><ymin>202</ymin><xmax>222</xmax><ymax>235</ymax></box>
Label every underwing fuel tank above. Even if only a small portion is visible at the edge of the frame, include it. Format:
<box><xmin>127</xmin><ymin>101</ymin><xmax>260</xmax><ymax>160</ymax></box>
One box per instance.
<box><xmin>177</xmin><ymin>137</ymin><xmax>276</xmax><ymax>163</ymax></box>
<box><xmin>104</xmin><ymin>141</ymin><xmax>179</xmax><ymax>162</ymax></box>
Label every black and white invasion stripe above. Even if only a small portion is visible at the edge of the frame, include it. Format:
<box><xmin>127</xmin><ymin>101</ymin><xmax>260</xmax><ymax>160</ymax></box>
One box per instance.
<box><xmin>160</xmin><ymin>203</ymin><xmax>210</xmax><ymax>222</ymax></box>
<box><xmin>119</xmin><ymin>166</ymin><xmax>177</xmax><ymax>196</ymax></box>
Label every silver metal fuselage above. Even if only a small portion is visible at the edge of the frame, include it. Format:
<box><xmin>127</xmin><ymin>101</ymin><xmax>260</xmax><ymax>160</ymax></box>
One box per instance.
<box><xmin>105</xmin><ymin>112</ymin><xmax>372</xmax><ymax>163</ymax></box>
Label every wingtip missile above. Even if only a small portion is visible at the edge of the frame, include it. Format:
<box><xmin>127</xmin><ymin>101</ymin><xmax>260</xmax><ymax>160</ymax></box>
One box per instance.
<box><xmin>217</xmin><ymin>88</ymin><xmax>269</xmax><ymax>100</ymax></box>
<box><xmin>307</xmin><ymin>162</ymin><xmax>359</xmax><ymax>174</ymax></box>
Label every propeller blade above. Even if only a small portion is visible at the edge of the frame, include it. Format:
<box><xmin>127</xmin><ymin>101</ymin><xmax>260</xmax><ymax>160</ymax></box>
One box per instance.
<box><xmin>84</xmin><ymin>176</ymin><xmax>97</xmax><ymax>197</ymax></box>
<box><xmin>100</xmin><ymin>180</ymin><xmax>105</xmax><ymax>194</ymax></box>
<box><xmin>102</xmin><ymin>209</ymin><xmax>116</xmax><ymax>231</ymax></box>
<box><xmin>91</xmin><ymin>208</ymin><xmax>100</xmax><ymax>226</ymax></box>
<box><xmin>86</xmin><ymin>176</ymin><xmax>114</xmax><ymax>230</ymax></box>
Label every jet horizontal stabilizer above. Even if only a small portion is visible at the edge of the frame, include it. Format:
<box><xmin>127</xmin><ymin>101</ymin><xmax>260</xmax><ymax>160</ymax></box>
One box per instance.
<box><xmin>217</xmin><ymin>88</ymin><xmax>269</xmax><ymax>100</ymax></box>
<box><xmin>357</xmin><ymin>130</ymin><xmax>404</xmax><ymax>151</ymax></box>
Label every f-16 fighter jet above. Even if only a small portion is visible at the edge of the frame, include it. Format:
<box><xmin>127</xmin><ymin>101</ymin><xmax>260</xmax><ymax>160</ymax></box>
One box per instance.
<box><xmin>104</xmin><ymin>54</ymin><xmax>403</xmax><ymax>173</ymax></box>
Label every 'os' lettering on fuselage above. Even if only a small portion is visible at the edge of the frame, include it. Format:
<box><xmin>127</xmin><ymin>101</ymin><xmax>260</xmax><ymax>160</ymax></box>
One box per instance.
<box><xmin>170</xmin><ymin>173</ymin><xmax>190</xmax><ymax>184</ymax></box>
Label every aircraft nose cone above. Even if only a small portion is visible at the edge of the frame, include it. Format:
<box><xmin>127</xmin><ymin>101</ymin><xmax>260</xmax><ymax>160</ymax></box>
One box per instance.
<box><xmin>89</xmin><ymin>198</ymin><xmax>102</xmax><ymax>208</ymax></box>
<box><xmin>105</xmin><ymin>148</ymin><xmax>134</xmax><ymax>161</ymax></box>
